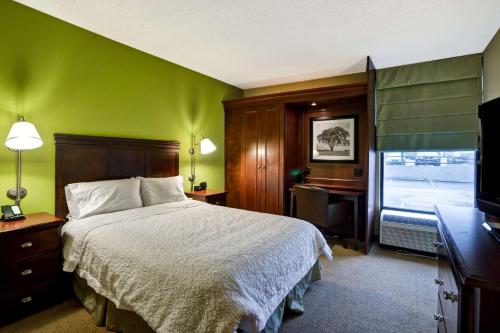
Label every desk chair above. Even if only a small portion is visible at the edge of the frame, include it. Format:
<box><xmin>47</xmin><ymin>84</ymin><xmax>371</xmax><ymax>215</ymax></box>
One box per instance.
<box><xmin>293</xmin><ymin>185</ymin><xmax>351</xmax><ymax>245</ymax></box>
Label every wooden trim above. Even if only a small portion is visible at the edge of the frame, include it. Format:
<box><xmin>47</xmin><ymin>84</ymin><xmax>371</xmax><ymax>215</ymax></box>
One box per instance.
<box><xmin>364</xmin><ymin>55</ymin><xmax>377</xmax><ymax>254</ymax></box>
<box><xmin>304</xmin><ymin>176</ymin><xmax>364</xmax><ymax>183</ymax></box>
<box><xmin>223</xmin><ymin>83</ymin><xmax>367</xmax><ymax>108</ymax></box>
<box><xmin>54</xmin><ymin>134</ymin><xmax>180</xmax><ymax>150</ymax></box>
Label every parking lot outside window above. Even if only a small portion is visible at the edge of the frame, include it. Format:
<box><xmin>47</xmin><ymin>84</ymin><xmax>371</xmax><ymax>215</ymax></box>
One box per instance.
<box><xmin>382</xmin><ymin>151</ymin><xmax>476</xmax><ymax>213</ymax></box>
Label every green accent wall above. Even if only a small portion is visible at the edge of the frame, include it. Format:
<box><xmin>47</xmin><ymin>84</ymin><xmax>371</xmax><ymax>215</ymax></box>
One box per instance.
<box><xmin>0</xmin><ymin>1</ymin><xmax>242</xmax><ymax>215</ymax></box>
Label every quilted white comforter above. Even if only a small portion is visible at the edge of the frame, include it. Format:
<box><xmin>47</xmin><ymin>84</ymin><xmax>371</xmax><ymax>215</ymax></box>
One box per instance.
<box><xmin>61</xmin><ymin>200</ymin><xmax>332</xmax><ymax>333</ymax></box>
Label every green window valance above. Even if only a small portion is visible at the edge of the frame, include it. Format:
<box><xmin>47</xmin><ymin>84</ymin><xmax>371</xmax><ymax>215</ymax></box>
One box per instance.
<box><xmin>376</xmin><ymin>54</ymin><xmax>482</xmax><ymax>151</ymax></box>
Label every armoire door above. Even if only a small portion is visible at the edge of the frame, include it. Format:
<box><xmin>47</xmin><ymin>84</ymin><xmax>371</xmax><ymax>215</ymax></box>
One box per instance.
<box><xmin>258</xmin><ymin>106</ymin><xmax>282</xmax><ymax>214</ymax></box>
<box><xmin>240</xmin><ymin>109</ymin><xmax>259</xmax><ymax>212</ymax></box>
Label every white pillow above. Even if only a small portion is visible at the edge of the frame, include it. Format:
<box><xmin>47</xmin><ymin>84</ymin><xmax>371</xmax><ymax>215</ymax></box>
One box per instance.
<box><xmin>65</xmin><ymin>178</ymin><xmax>142</xmax><ymax>220</ymax></box>
<box><xmin>140</xmin><ymin>176</ymin><xmax>188</xmax><ymax>206</ymax></box>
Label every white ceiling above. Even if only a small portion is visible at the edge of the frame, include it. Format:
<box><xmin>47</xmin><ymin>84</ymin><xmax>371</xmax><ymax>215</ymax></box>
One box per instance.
<box><xmin>14</xmin><ymin>0</ymin><xmax>500</xmax><ymax>89</ymax></box>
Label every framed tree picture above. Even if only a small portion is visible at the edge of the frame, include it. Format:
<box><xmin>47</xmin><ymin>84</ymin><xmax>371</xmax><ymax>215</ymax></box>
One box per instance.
<box><xmin>310</xmin><ymin>115</ymin><xmax>358</xmax><ymax>163</ymax></box>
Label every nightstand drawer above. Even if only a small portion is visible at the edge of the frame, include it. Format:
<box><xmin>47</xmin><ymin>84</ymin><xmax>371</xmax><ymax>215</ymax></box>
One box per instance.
<box><xmin>0</xmin><ymin>251</ymin><xmax>62</xmax><ymax>292</ymax></box>
<box><xmin>0</xmin><ymin>278</ymin><xmax>62</xmax><ymax>325</ymax></box>
<box><xmin>206</xmin><ymin>193</ymin><xmax>227</xmax><ymax>206</ymax></box>
<box><xmin>0</xmin><ymin>227</ymin><xmax>60</xmax><ymax>263</ymax></box>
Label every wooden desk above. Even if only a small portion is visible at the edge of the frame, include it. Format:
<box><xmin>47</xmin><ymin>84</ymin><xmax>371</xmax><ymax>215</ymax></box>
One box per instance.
<box><xmin>289</xmin><ymin>185</ymin><xmax>364</xmax><ymax>251</ymax></box>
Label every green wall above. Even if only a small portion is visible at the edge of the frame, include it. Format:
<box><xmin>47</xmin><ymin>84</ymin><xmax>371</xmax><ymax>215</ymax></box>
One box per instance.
<box><xmin>0</xmin><ymin>1</ymin><xmax>242</xmax><ymax>214</ymax></box>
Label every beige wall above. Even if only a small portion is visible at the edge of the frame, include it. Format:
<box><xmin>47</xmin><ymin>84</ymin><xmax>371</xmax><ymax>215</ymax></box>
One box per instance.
<box><xmin>484</xmin><ymin>29</ymin><xmax>500</xmax><ymax>102</ymax></box>
<box><xmin>243</xmin><ymin>72</ymin><xmax>366</xmax><ymax>97</ymax></box>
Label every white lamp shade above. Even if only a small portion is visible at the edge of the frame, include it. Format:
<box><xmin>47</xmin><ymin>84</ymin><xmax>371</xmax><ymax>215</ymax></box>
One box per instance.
<box><xmin>200</xmin><ymin>138</ymin><xmax>216</xmax><ymax>155</ymax></box>
<box><xmin>5</xmin><ymin>120</ymin><xmax>43</xmax><ymax>150</ymax></box>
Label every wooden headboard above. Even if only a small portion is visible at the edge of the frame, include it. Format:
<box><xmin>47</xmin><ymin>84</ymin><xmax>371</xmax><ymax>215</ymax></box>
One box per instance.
<box><xmin>55</xmin><ymin>134</ymin><xmax>180</xmax><ymax>218</ymax></box>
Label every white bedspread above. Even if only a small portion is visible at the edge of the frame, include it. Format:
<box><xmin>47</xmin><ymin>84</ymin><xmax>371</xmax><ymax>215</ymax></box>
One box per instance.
<box><xmin>62</xmin><ymin>200</ymin><xmax>332</xmax><ymax>333</ymax></box>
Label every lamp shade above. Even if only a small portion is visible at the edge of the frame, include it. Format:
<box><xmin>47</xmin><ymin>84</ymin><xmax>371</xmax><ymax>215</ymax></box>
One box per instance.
<box><xmin>5</xmin><ymin>119</ymin><xmax>43</xmax><ymax>150</ymax></box>
<box><xmin>200</xmin><ymin>138</ymin><xmax>216</xmax><ymax>155</ymax></box>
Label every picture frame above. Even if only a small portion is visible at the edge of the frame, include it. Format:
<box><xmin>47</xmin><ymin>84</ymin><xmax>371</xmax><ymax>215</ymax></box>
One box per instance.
<box><xmin>309</xmin><ymin>115</ymin><xmax>358</xmax><ymax>163</ymax></box>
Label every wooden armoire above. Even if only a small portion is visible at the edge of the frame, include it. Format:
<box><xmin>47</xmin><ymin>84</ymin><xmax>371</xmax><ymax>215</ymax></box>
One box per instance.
<box><xmin>223</xmin><ymin>57</ymin><xmax>376</xmax><ymax>253</ymax></box>
<box><xmin>224</xmin><ymin>104</ymin><xmax>284</xmax><ymax>214</ymax></box>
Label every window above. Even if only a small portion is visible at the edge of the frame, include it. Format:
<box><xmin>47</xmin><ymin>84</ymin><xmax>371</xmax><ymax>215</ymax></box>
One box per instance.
<box><xmin>382</xmin><ymin>151</ymin><xmax>476</xmax><ymax>213</ymax></box>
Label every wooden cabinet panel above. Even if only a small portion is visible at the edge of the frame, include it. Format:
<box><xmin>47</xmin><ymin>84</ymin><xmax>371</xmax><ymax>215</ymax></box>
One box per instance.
<box><xmin>225</xmin><ymin>108</ymin><xmax>242</xmax><ymax>208</ymax></box>
<box><xmin>437</xmin><ymin>250</ymin><xmax>458</xmax><ymax>332</ymax></box>
<box><xmin>226</xmin><ymin>105</ymin><xmax>283</xmax><ymax>215</ymax></box>
<box><xmin>241</xmin><ymin>109</ymin><xmax>260</xmax><ymax>212</ymax></box>
<box><xmin>259</xmin><ymin>106</ymin><xmax>281</xmax><ymax>214</ymax></box>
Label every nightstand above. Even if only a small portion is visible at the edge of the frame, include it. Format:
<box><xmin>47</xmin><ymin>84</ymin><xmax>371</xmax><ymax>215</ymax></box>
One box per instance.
<box><xmin>0</xmin><ymin>213</ymin><xmax>67</xmax><ymax>325</ymax></box>
<box><xmin>186</xmin><ymin>190</ymin><xmax>227</xmax><ymax>206</ymax></box>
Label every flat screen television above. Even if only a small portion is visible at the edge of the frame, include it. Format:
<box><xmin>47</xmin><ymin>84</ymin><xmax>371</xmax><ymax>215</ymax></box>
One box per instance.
<box><xmin>477</xmin><ymin>96</ymin><xmax>500</xmax><ymax>218</ymax></box>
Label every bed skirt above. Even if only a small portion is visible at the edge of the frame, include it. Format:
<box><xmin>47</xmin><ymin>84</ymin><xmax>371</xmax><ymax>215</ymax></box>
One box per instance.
<box><xmin>73</xmin><ymin>260</ymin><xmax>322</xmax><ymax>333</ymax></box>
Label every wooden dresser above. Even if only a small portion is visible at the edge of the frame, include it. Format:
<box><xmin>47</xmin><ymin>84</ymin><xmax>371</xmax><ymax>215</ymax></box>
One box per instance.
<box><xmin>0</xmin><ymin>213</ymin><xmax>66</xmax><ymax>325</ymax></box>
<box><xmin>434</xmin><ymin>205</ymin><xmax>500</xmax><ymax>333</ymax></box>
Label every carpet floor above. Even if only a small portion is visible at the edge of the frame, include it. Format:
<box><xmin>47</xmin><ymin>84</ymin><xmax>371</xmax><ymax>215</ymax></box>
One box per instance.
<box><xmin>1</xmin><ymin>244</ymin><xmax>437</xmax><ymax>333</ymax></box>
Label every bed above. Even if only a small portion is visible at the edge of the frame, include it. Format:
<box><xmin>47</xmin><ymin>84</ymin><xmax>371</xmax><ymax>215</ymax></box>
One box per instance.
<box><xmin>55</xmin><ymin>134</ymin><xmax>332</xmax><ymax>333</ymax></box>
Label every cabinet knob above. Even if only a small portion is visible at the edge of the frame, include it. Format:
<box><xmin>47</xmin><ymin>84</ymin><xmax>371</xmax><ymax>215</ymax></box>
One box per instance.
<box><xmin>20</xmin><ymin>241</ymin><xmax>33</xmax><ymax>248</ymax></box>
<box><xmin>262</xmin><ymin>165</ymin><xmax>266</xmax><ymax>170</ymax></box>
<box><xmin>443</xmin><ymin>291</ymin><xmax>458</xmax><ymax>303</ymax></box>
<box><xmin>434</xmin><ymin>278</ymin><xmax>444</xmax><ymax>286</ymax></box>
<box><xmin>432</xmin><ymin>241</ymin><xmax>443</xmax><ymax>248</ymax></box>
<box><xmin>257</xmin><ymin>165</ymin><xmax>261</xmax><ymax>169</ymax></box>
<box><xmin>433</xmin><ymin>313</ymin><xmax>444</xmax><ymax>321</ymax></box>
<box><xmin>21</xmin><ymin>296</ymin><xmax>33</xmax><ymax>304</ymax></box>
<box><xmin>21</xmin><ymin>269</ymin><xmax>33</xmax><ymax>276</ymax></box>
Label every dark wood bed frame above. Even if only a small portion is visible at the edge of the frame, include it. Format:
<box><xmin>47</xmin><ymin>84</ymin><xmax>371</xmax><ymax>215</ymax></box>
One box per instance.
<box><xmin>54</xmin><ymin>134</ymin><xmax>180</xmax><ymax>218</ymax></box>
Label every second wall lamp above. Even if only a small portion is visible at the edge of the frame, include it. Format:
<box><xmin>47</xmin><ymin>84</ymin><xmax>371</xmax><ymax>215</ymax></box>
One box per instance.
<box><xmin>188</xmin><ymin>134</ymin><xmax>216</xmax><ymax>192</ymax></box>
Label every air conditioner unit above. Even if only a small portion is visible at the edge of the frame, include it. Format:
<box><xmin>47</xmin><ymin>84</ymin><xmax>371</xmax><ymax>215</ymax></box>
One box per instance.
<box><xmin>380</xmin><ymin>209</ymin><xmax>438</xmax><ymax>253</ymax></box>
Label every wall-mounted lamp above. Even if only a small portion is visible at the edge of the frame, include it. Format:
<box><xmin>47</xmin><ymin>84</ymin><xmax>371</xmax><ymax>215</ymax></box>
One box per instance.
<box><xmin>188</xmin><ymin>134</ymin><xmax>216</xmax><ymax>192</ymax></box>
<box><xmin>5</xmin><ymin>116</ymin><xmax>43</xmax><ymax>206</ymax></box>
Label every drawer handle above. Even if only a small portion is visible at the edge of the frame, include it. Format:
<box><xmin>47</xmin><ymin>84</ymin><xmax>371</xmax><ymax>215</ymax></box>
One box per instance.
<box><xmin>20</xmin><ymin>269</ymin><xmax>33</xmax><ymax>276</ymax></box>
<box><xmin>434</xmin><ymin>278</ymin><xmax>444</xmax><ymax>286</ymax></box>
<box><xmin>21</xmin><ymin>296</ymin><xmax>32</xmax><ymax>304</ymax></box>
<box><xmin>432</xmin><ymin>241</ymin><xmax>443</xmax><ymax>248</ymax></box>
<box><xmin>20</xmin><ymin>242</ymin><xmax>33</xmax><ymax>248</ymax></box>
<box><xmin>433</xmin><ymin>313</ymin><xmax>444</xmax><ymax>321</ymax></box>
<box><xmin>443</xmin><ymin>291</ymin><xmax>458</xmax><ymax>303</ymax></box>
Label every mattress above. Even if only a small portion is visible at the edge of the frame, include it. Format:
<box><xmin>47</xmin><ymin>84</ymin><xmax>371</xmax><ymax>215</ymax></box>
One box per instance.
<box><xmin>61</xmin><ymin>200</ymin><xmax>331</xmax><ymax>333</ymax></box>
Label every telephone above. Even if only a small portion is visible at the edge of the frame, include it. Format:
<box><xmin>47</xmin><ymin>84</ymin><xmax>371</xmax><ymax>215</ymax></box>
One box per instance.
<box><xmin>194</xmin><ymin>182</ymin><xmax>207</xmax><ymax>192</ymax></box>
<box><xmin>1</xmin><ymin>205</ymin><xmax>25</xmax><ymax>222</ymax></box>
